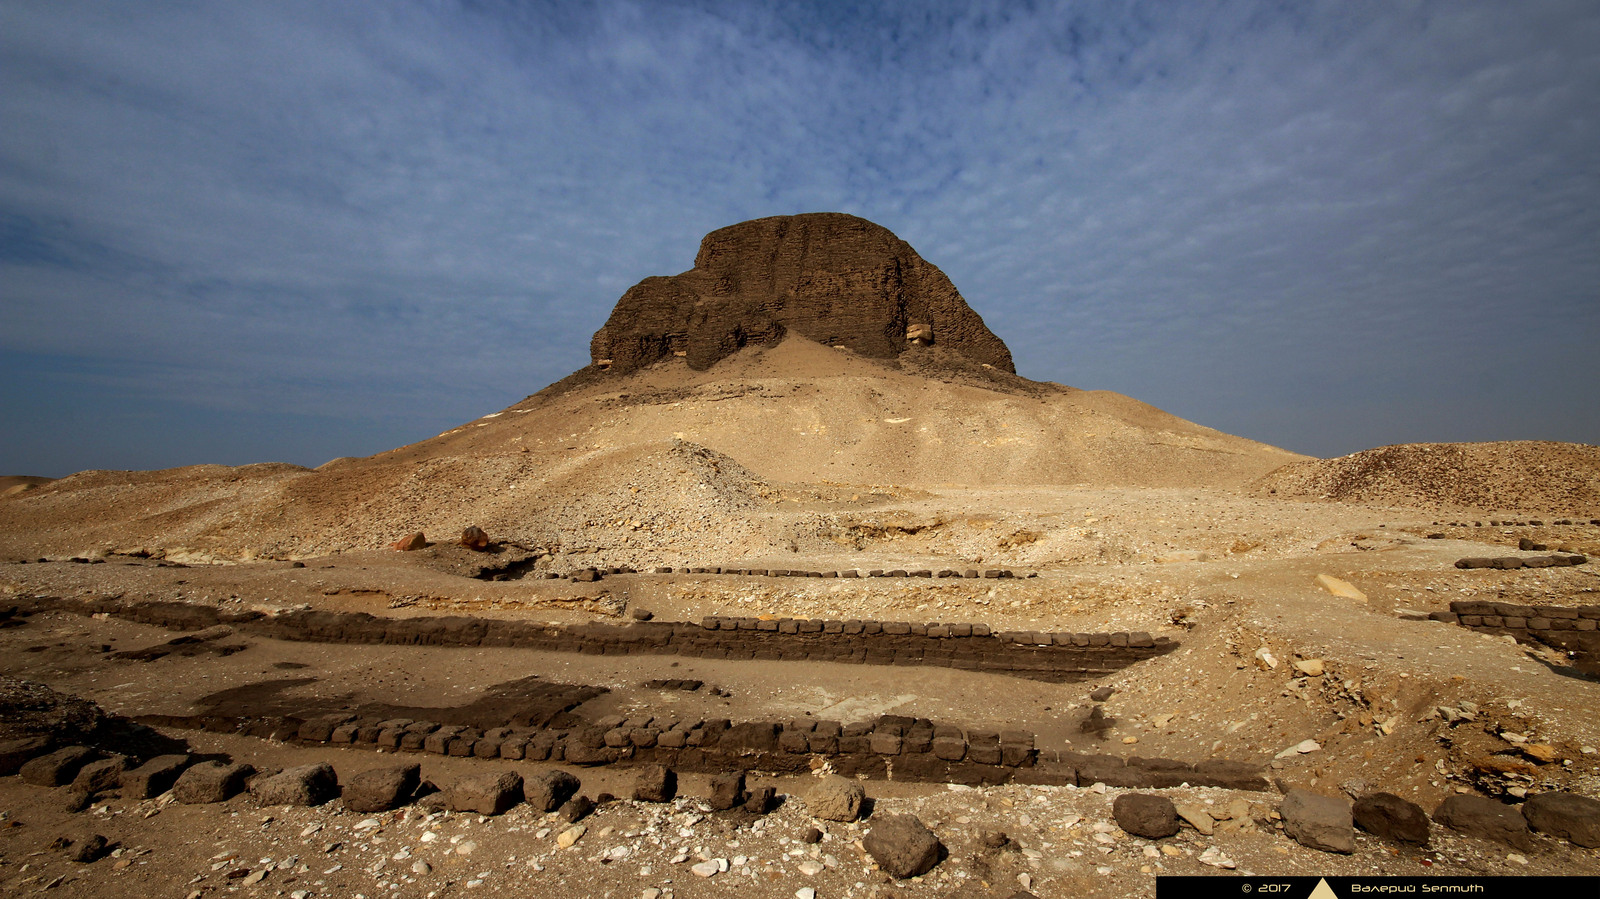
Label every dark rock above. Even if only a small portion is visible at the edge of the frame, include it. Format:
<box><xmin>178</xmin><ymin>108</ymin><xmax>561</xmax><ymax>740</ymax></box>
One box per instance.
<box><xmin>1522</xmin><ymin>791</ymin><xmax>1600</xmax><ymax>848</ymax></box>
<box><xmin>459</xmin><ymin>526</ymin><xmax>491</xmax><ymax>550</ymax></box>
<box><xmin>70</xmin><ymin>756</ymin><xmax>129</xmax><ymax>794</ymax></box>
<box><xmin>864</xmin><ymin>814</ymin><xmax>943</xmax><ymax>879</ymax></box>
<box><xmin>633</xmin><ymin>764</ymin><xmax>676</xmax><ymax>803</ymax></box>
<box><xmin>173</xmin><ymin>761</ymin><xmax>255</xmax><ymax>804</ymax></box>
<box><xmin>336</xmin><ymin>763</ymin><xmax>415</xmax><ymax>812</ymax></box>
<box><xmin>251</xmin><ymin>763</ymin><xmax>338</xmax><ymax>807</ymax></box>
<box><xmin>1112</xmin><ymin>793</ymin><xmax>1179</xmax><ymax>839</ymax></box>
<box><xmin>1088</xmin><ymin>686</ymin><xmax>1115</xmax><ymax>702</ymax></box>
<box><xmin>571</xmin><ymin>568</ymin><xmax>601</xmax><ymax>583</ymax></box>
<box><xmin>20</xmin><ymin>746</ymin><xmax>96</xmax><ymax>787</ymax></box>
<box><xmin>743</xmin><ymin>785</ymin><xmax>776</xmax><ymax>814</ymax></box>
<box><xmin>803</xmin><ymin>827</ymin><xmax>823</xmax><ymax>844</ymax></box>
<box><xmin>1281</xmin><ymin>789</ymin><xmax>1354</xmax><ymax>853</ymax></box>
<box><xmin>559</xmin><ymin>794</ymin><xmax>595</xmax><ymax>823</ymax></box>
<box><xmin>1433</xmin><ymin>794</ymin><xmax>1535</xmax><ymax>850</ymax></box>
<box><xmin>707</xmin><ymin>772</ymin><xmax>745</xmax><ymax>811</ymax></box>
<box><xmin>589</xmin><ymin>213</ymin><xmax>1015</xmax><ymax>376</ymax></box>
<box><xmin>447</xmin><ymin>771</ymin><xmax>523</xmax><ymax>816</ymax></box>
<box><xmin>0</xmin><ymin>735</ymin><xmax>54</xmax><ymax>776</ymax></box>
<box><xmin>1353</xmin><ymin>792</ymin><xmax>1431</xmax><ymax>845</ymax></box>
<box><xmin>60</xmin><ymin>788</ymin><xmax>92</xmax><ymax>813</ymax></box>
<box><xmin>120</xmin><ymin>754</ymin><xmax>191</xmax><ymax>800</ymax></box>
<box><xmin>526</xmin><ymin>769</ymin><xmax>581</xmax><ymax>813</ymax></box>
<box><xmin>68</xmin><ymin>833</ymin><xmax>108</xmax><ymax>863</ymax></box>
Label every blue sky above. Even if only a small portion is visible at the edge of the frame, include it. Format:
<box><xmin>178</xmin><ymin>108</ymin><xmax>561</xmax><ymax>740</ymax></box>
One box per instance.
<box><xmin>2</xmin><ymin>1</ymin><xmax>1597</xmax><ymax>476</ymax></box>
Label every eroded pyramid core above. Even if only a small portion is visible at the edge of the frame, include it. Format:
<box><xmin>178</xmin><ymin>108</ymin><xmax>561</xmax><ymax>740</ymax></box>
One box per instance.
<box><xmin>589</xmin><ymin>212</ymin><xmax>1016</xmax><ymax>375</ymax></box>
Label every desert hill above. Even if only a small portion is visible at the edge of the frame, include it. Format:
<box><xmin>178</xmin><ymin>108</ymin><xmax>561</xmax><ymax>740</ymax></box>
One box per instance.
<box><xmin>1253</xmin><ymin>440</ymin><xmax>1600</xmax><ymax>513</ymax></box>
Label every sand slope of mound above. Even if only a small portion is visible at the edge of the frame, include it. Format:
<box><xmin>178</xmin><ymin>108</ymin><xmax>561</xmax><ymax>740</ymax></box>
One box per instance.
<box><xmin>1251</xmin><ymin>440</ymin><xmax>1600</xmax><ymax>513</ymax></box>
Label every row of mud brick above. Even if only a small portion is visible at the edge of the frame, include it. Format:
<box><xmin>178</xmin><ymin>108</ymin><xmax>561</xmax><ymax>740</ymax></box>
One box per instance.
<box><xmin>143</xmin><ymin>710</ymin><xmax>1266</xmax><ymax>792</ymax></box>
<box><xmin>27</xmin><ymin>598</ymin><xmax>1176</xmax><ymax>683</ymax></box>
<box><xmin>1453</xmin><ymin>554</ymin><xmax>1588</xmax><ymax>570</ymax></box>
<box><xmin>1435</xmin><ymin>600</ymin><xmax>1599</xmax><ymax>676</ymax></box>
<box><xmin>651</xmin><ymin>567</ymin><xmax>1032</xmax><ymax>579</ymax></box>
<box><xmin>1435</xmin><ymin>518</ymin><xmax>1600</xmax><ymax>527</ymax></box>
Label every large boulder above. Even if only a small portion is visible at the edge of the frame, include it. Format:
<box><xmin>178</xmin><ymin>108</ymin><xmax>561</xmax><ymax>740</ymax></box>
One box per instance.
<box><xmin>1280</xmin><ymin>789</ymin><xmax>1354</xmax><ymax>854</ymax></box>
<box><xmin>1352</xmin><ymin>792</ymin><xmax>1430</xmax><ymax>845</ymax></box>
<box><xmin>342</xmin><ymin>763</ymin><xmax>420</xmax><ymax>813</ymax></box>
<box><xmin>1433</xmin><ymin>794</ymin><xmax>1535</xmax><ymax>851</ymax></box>
<box><xmin>1112</xmin><ymin>793</ymin><xmax>1180</xmax><ymax>839</ymax></box>
<box><xmin>173</xmin><ymin>761</ymin><xmax>255</xmax><ymax>804</ymax></box>
<box><xmin>1521</xmin><ymin>791</ymin><xmax>1600</xmax><ymax>848</ymax></box>
<box><xmin>864</xmin><ymin>814</ymin><xmax>944</xmax><ymax>879</ymax></box>
<box><xmin>447</xmin><ymin>771</ymin><xmax>523</xmax><ymax>816</ymax></box>
<box><xmin>251</xmin><ymin>763</ymin><xmax>338</xmax><ymax>807</ymax></box>
<box><xmin>806</xmin><ymin>775</ymin><xmax>865</xmax><ymax>823</ymax></box>
<box><xmin>589</xmin><ymin>213</ymin><xmax>1015</xmax><ymax>376</ymax></box>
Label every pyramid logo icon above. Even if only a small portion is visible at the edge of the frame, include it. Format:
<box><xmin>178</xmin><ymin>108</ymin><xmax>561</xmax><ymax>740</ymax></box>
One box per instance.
<box><xmin>1308</xmin><ymin>879</ymin><xmax>1339</xmax><ymax>899</ymax></box>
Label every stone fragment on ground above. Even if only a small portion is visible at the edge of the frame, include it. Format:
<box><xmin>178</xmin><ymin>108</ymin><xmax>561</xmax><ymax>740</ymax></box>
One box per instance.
<box><xmin>342</xmin><ymin>763</ymin><xmax>420</xmax><ymax>813</ymax></box>
<box><xmin>174</xmin><ymin>761</ymin><xmax>255</xmax><ymax>804</ymax></box>
<box><xmin>1280</xmin><ymin>788</ymin><xmax>1354</xmax><ymax>854</ymax></box>
<box><xmin>1113</xmin><ymin>793</ymin><xmax>1180</xmax><ymax>839</ymax></box>
<box><xmin>1352</xmin><ymin>792</ymin><xmax>1431</xmax><ymax>845</ymax></box>
<box><xmin>807</xmin><ymin>775</ymin><xmax>865</xmax><ymax>822</ymax></box>
<box><xmin>1433</xmin><ymin>794</ymin><xmax>1535</xmax><ymax>851</ymax></box>
<box><xmin>632</xmin><ymin>764</ymin><xmax>676</xmax><ymax>803</ymax></box>
<box><xmin>864</xmin><ymin>814</ymin><xmax>943</xmax><ymax>879</ymax></box>
<box><xmin>707</xmin><ymin>772</ymin><xmax>745</xmax><ymax>811</ymax></box>
<box><xmin>70</xmin><ymin>755</ymin><xmax>129</xmax><ymax>794</ymax></box>
<box><xmin>120</xmin><ymin>754</ymin><xmax>191</xmax><ymax>799</ymax></box>
<box><xmin>526</xmin><ymin>770</ymin><xmax>581</xmax><ymax>813</ymax></box>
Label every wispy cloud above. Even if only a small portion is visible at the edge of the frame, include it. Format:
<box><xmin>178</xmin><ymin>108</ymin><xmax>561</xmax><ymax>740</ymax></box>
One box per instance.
<box><xmin>2</xmin><ymin>1</ymin><xmax>1597</xmax><ymax>474</ymax></box>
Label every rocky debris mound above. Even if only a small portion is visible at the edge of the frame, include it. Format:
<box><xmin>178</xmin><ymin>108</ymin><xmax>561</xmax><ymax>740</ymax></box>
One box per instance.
<box><xmin>864</xmin><ymin>814</ymin><xmax>944</xmax><ymax>879</ymax></box>
<box><xmin>0</xmin><ymin>677</ymin><xmax>107</xmax><ymax>746</ymax></box>
<box><xmin>1253</xmin><ymin>441</ymin><xmax>1600</xmax><ymax>512</ymax></box>
<box><xmin>589</xmin><ymin>213</ymin><xmax>1014</xmax><ymax>376</ymax></box>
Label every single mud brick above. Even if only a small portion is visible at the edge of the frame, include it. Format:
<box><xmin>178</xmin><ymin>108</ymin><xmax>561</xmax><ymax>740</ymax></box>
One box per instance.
<box><xmin>821</xmin><ymin>620</ymin><xmax>844</xmax><ymax>634</ymax></box>
<box><xmin>355</xmin><ymin>724</ymin><xmax>386</xmax><ymax>743</ymax></box>
<box><xmin>521</xmin><ymin>769</ymin><xmax>580</xmax><ymax>813</ymax></box>
<box><xmin>931</xmin><ymin>733</ymin><xmax>967</xmax><ymax>761</ymax></box>
<box><xmin>841</xmin><ymin>570</ymin><xmax>860</xmax><ymax>578</ymax></box>
<box><xmin>20</xmin><ymin>746</ymin><xmax>96</xmax><ymax>787</ymax></box>
<box><xmin>737</xmin><ymin>784</ymin><xmax>774</xmax><ymax>814</ymax></box>
<box><xmin>865</xmin><ymin>814</ymin><xmax>943</xmax><ymax>879</ymax></box>
<box><xmin>1114</xmin><ymin>793</ymin><xmax>1180</xmax><ymax>839</ymax></box>
<box><xmin>174</xmin><ymin>761</ymin><xmax>255</xmax><ymax>804</ymax></box>
<box><xmin>903</xmin><ymin>726</ymin><xmax>934</xmax><ymax>754</ymax></box>
<box><xmin>405</xmin><ymin>721</ymin><xmax>440</xmax><ymax>734</ymax></box>
<box><xmin>1353</xmin><ymin>792</ymin><xmax>1432</xmax><ymax>845</ymax></box>
<box><xmin>1433</xmin><ymin>794</ymin><xmax>1535</xmax><ymax>850</ymax></box>
<box><xmin>120</xmin><ymin>754</ymin><xmax>191</xmax><ymax>799</ymax></box>
<box><xmin>658</xmin><ymin>729</ymin><xmax>688</xmax><ymax>750</ymax></box>
<box><xmin>297</xmin><ymin>718</ymin><xmax>340</xmax><ymax>743</ymax></box>
<box><xmin>0</xmin><ymin>736</ymin><xmax>54</xmax><ymax>777</ymax></box>
<box><xmin>1527</xmin><ymin>618</ymin><xmax>1551</xmax><ymax>630</ymax></box>
<box><xmin>1522</xmin><ymin>791</ymin><xmax>1600</xmax><ymax>848</ymax></box>
<box><xmin>1281</xmin><ymin>789</ymin><xmax>1354</xmax><ymax>854</ymax></box>
<box><xmin>448</xmin><ymin>771</ymin><xmax>524</xmax><ymax>816</ymax></box>
<box><xmin>778</xmin><ymin>619</ymin><xmax>800</xmax><ymax>634</ymax></box>
<box><xmin>633</xmin><ymin>764</ymin><xmax>677</xmax><ymax>803</ymax></box>
<box><xmin>630</xmin><ymin>728</ymin><xmax>660</xmax><ymax>748</ymax></box>
<box><xmin>423</xmin><ymin>727</ymin><xmax>462</xmax><ymax>755</ymax></box>
<box><xmin>71</xmin><ymin>756</ymin><xmax>130</xmax><ymax>794</ymax></box>
<box><xmin>708</xmin><ymin>772</ymin><xmax>746</xmax><ymax>811</ymax></box>
<box><xmin>777</xmin><ymin>730</ymin><xmax>810</xmax><ymax>754</ymax></box>
<box><xmin>252</xmin><ymin>763</ymin><xmax>338</xmax><ymax>807</ymax></box>
<box><xmin>446</xmin><ymin>737</ymin><xmax>478</xmax><ymax>757</ymax></box>
<box><xmin>399</xmin><ymin>732</ymin><xmax>429</xmax><ymax>752</ymax></box>
<box><xmin>495</xmin><ymin>738</ymin><xmax>527</xmax><ymax>761</ymax></box>
<box><xmin>970</xmin><ymin>623</ymin><xmax>990</xmax><ymax>637</ymax></box>
<box><xmin>473</xmin><ymin>739</ymin><xmax>503</xmax><ymax>759</ymax></box>
<box><xmin>721</xmin><ymin>722</ymin><xmax>779</xmax><ymax>755</ymax></box>
<box><xmin>880</xmin><ymin>622</ymin><xmax>910</xmax><ymax>635</ymax></box>
<box><xmin>947</xmin><ymin>623</ymin><xmax>971</xmax><ymax>638</ymax></box>
<box><xmin>330</xmin><ymin>724</ymin><xmax>361</xmax><ymax>744</ymax></box>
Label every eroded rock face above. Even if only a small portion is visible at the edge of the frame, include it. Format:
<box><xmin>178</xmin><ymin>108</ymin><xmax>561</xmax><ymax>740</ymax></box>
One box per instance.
<box><xmin>590</xmin><ymin>213</ymin><xmax>1015</xmax><ymax>375</ymax></box>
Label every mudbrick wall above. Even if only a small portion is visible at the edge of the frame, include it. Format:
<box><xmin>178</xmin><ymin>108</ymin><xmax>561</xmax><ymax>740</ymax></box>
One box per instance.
<box><xmin>136</xmin><ymin>709</ymin><xmax>1267</xmax><ymax>793</ymax></box>
<box><xmin>1435</xmin><ymin>600</ymin><xmax>1600</xmax><ymax>675</ymax></box>
<box><xmin>17</xmin><ymin>598</ymin><xmax>1178</xmax><ymax>684</ymax></box>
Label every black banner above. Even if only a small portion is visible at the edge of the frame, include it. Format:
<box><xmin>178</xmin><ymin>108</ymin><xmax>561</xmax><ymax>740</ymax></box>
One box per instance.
<box><xmin>1156</xmin><ymin>876</ymin><xmax>1595</xmax><ymax>899</ymax></box>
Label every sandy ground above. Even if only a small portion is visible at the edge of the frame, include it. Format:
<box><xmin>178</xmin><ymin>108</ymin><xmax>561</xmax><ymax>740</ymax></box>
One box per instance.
<box><xmin>3</xmin><ymin>482</ymin><xmax>1598</xmax><ymax>898</ymax></box>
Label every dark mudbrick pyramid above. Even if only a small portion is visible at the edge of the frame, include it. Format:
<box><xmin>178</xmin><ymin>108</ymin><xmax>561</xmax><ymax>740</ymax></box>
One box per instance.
<box><xmin>590</xmin><ymin>212</ymin><xmax>1015</xmax><ymax>374</ymax></box>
